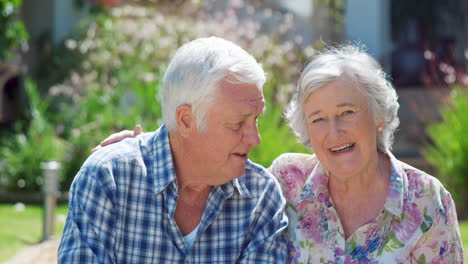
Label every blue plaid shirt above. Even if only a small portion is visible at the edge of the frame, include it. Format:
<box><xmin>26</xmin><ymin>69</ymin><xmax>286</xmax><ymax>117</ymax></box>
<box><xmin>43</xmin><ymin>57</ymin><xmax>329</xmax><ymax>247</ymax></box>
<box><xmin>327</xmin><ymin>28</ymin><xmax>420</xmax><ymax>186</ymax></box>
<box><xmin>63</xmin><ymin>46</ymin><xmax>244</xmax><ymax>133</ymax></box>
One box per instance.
<box><xmin>58</xmin><ymin>125</ymin><xmax>288</xmax><ymax>263</ymax></box>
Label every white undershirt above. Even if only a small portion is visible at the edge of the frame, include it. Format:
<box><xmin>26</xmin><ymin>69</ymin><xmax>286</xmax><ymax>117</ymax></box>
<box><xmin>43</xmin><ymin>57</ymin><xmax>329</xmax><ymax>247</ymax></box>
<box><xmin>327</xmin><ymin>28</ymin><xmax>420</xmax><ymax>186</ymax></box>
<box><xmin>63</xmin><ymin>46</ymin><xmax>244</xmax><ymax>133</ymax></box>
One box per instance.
<box><xmin>183</xmin><ymin>224</ymin><xmax>200</xmax><ymax>249</ymax></box>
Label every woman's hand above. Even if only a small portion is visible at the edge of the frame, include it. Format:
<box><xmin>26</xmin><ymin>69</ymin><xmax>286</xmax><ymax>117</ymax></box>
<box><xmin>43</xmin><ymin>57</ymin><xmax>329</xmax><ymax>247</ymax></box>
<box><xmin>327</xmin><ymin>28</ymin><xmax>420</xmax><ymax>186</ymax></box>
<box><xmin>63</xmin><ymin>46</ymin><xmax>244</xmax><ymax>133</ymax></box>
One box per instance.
<box><xmin>91</xmin><ymin>124</ymin><xmax>143</xmax><ymax>153</ymax></box>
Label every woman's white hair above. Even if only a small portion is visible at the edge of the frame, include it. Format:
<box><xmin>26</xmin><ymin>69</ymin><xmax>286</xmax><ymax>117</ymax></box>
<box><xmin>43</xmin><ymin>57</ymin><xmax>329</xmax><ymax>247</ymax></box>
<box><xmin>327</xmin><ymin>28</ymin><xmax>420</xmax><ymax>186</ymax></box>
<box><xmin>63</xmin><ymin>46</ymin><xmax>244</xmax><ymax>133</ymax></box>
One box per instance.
<box><xmin>162</xmin><ymin>37</ymin><xmax>266</xmax><ymax>132</ymax></box>
<box><xmin>286</xmin><ymin>45</ymin><xmax>400</xmax><ymax>151</ymax></box>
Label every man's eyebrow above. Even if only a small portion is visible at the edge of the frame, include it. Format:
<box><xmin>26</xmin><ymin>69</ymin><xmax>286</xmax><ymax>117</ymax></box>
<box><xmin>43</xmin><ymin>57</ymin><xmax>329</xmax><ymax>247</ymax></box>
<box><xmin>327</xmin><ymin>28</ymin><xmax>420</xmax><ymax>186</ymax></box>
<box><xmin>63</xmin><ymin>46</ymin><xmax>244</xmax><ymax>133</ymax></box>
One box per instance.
<box><xmin>239</xmin><ymin>109</ymin><xmax>265</xmax><ymax>118</ymax></box>
<box><xmin>241</xmin><ymin>109</ymin><xmax>263</xmax><ymax>117</ymax></box>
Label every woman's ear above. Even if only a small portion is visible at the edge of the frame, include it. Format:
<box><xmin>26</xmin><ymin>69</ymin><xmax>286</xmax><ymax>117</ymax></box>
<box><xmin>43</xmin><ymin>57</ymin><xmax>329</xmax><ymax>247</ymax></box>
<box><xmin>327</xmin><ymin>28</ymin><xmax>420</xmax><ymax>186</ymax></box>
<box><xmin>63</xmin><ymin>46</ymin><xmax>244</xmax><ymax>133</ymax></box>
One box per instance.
<box><xmin>175</xmin><ymin>104</ymin><xmax>194</xmax><ymax>137</ymax></box>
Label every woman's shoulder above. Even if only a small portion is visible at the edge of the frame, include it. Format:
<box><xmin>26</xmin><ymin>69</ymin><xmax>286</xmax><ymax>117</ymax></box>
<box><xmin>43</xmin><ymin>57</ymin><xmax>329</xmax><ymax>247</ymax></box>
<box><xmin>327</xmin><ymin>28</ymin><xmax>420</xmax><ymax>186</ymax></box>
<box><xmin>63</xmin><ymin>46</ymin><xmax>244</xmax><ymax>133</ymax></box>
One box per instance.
<box><xmin>269</xmin><ymin>153</ymin><xmax>318</xmax><ymax>195</ymax></box>
<box><xmin>398</xmin><ymin>160</ymin><xmax>455</xmax><ymax>215</ymax></box>
<box><xmin>270</xmin><ymin>152</ymin><xmax>318</xmax><ymax>173</ymax></box>
<box><xmin>399</xmin><ymin>161</ymin><xmax>445</xmax><ymax>193</ymax></box>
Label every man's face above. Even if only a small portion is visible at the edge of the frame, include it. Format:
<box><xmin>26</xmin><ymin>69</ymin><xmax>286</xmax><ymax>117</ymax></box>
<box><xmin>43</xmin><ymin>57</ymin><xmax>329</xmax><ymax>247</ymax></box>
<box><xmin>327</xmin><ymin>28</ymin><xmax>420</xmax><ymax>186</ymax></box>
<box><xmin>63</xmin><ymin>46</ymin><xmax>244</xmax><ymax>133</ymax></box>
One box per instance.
<box><xmin>189</xmin><ymin>79</ymin><xmax>265</xmax><ymax>186</ymax></box>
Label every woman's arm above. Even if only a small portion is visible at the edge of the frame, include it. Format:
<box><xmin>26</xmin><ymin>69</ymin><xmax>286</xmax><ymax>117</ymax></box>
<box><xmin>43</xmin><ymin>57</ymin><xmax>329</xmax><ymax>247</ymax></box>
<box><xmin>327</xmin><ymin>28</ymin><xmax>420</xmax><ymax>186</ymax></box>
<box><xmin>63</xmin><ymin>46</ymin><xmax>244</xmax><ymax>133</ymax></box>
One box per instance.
<box><xmin>92</xmin><ymin>124</ymin><xmax>143</xmax><ymax>152</ymax></box>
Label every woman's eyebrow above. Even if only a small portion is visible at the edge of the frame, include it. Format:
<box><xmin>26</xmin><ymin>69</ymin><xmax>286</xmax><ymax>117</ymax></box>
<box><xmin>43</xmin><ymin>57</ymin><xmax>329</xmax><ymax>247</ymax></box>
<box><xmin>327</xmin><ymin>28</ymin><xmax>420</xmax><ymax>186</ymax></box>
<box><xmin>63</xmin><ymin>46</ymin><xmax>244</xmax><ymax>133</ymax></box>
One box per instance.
<box><xmin>336</xmin><ymin>103</ymin><xmax>356</xmax><ymax>108</ymax></box>
<box><xmin>306</xmin><ymin>103</ymin><xmax>358</xmax><ymax>119</ymax></box>
<box><xmin>307</xmin><ymin>110</ymin><xmax>321</xmax><ymax>119</ymax></box>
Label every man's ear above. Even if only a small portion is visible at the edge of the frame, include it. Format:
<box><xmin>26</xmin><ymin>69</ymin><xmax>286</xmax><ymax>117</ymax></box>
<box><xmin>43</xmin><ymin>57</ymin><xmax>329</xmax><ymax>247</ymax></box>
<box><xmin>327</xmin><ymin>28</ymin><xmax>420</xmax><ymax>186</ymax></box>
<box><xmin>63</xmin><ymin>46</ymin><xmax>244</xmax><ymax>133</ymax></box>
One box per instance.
<box><xmin>175</xmin><ymin>104</ymin><xmax>194</xmax><ymax>137</ymax></box>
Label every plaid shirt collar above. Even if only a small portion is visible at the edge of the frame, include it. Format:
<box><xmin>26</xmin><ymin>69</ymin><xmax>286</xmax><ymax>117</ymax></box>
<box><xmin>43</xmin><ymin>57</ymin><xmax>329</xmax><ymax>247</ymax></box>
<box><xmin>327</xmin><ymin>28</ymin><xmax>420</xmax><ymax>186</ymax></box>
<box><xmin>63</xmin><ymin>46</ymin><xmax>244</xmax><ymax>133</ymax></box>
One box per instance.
<box><xmin>150</xmin><ymin>124</ymin><xmax>252</xmax><ymax>198</ymax></box>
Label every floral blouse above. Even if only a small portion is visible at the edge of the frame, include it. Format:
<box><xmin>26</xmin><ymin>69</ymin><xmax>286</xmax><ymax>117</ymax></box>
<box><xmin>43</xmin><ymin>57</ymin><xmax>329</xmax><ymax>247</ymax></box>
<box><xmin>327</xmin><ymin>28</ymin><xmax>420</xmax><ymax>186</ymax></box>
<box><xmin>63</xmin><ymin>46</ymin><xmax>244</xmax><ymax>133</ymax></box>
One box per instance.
<box><xmin>269</xmin><ymin>152</ymin><xmax>463</xmax><ymax>264</ymax></box>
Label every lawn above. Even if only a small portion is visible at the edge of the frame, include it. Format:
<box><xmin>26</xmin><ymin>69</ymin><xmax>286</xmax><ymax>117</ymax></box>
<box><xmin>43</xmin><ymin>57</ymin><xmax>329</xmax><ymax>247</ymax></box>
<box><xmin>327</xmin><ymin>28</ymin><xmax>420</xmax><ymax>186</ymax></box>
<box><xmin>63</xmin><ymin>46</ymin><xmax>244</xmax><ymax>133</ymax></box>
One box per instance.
<box><xmin>0</xmin><ymin>203</ymin><xmax>467</xmax><ymax>262</ymax></box>
<box><xmin>460</xmin><ymin>221</ymin><xmax>468</xmax><ymax>263</ymax></box>
<box><xmin>0</xmin><ymin>203</ymin><xmax>68</xmax><ymax>262</ymax></box>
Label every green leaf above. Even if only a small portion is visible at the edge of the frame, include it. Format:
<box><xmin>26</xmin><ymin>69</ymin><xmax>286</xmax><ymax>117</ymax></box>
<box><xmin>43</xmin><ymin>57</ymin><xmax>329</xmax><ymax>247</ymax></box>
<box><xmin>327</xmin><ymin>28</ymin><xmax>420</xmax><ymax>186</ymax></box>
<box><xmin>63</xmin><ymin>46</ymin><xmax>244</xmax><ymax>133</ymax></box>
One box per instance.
<box><xmin>389</xmin><ymin>235</ymin><xmax>405</xmax><ymax>249</ymax></box>
<box><xmin>417</xmin><ymin>254</ymin><xmax>426</xmax><ymax>264</ymax></box>
<box><xmin>306</xmin><ymin>240</ymin><xmax>314</xmax><ymax>248</ymax></box>
<box><xmin>382</xmin><ymin>234</ymin><xmax>404</xmax><ymax>253</ymax></box>
<box><xmin>420</xmin><ymin>222</ymin><xmax>430</xmax><ymax>233</ymax></box>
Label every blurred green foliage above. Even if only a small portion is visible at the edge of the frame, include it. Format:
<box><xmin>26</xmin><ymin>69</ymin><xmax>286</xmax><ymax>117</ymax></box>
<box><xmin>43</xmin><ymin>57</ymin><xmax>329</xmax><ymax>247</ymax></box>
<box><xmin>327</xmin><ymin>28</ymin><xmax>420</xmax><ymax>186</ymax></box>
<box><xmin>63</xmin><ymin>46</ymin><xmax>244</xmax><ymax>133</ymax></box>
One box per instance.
<box><xmin>0</xmin><ymin>80</ymin><xmax>68</xmax><ymax>191</ymax></box>
<box><xmin>251</xmin><ymin>99</ymin><xmax>311</xmax><ymax>167</ymax></box>
<box><xmin>0</xmin><ymin>0</ymin><xmax>28</xmax><ymax>61</ymax></box>
<box><xmin>1</xmin><ymin>2</ymin><xmax>314</xmax><ymax>191</ymax></box>
<box><xmin>423</xmin><ymin>88</ymin><xmax>468</xmax><ymax>218</ymax></box>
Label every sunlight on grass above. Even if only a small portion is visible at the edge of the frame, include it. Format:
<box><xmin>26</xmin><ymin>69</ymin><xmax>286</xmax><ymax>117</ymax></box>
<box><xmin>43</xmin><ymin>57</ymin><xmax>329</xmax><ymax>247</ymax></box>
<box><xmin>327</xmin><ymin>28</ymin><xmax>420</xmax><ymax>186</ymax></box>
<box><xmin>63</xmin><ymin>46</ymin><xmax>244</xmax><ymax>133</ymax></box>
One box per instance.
<box><xmin>0</xmin><ymin>204</ymin><xmax>68</xmax><ymax>262</ymax></box>
<box><xmin>0</xmin><ymin>203</ymin><xmax>467</xmax><ymax>262</ymax></box>
<box><xmin>459</xmin><ymin>221</ymin><xmax>468</xmax><ymax>263</ymax></box>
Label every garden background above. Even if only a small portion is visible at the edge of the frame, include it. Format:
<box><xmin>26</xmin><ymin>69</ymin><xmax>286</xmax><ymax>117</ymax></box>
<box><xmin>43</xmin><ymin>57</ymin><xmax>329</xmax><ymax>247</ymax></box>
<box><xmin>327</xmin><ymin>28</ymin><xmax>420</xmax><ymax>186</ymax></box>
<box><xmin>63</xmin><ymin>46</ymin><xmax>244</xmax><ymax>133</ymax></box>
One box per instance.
<box><xmin>1</xmin><ymin>0</ymin><xmax>468</xmax><ymax>262</ymax></box>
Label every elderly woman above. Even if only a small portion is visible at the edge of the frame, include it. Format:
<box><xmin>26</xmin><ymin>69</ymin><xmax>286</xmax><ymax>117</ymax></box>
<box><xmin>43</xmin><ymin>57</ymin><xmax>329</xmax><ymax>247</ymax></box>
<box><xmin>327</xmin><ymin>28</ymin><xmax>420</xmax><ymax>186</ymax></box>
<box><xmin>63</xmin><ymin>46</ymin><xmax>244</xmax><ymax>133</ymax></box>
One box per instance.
<box><xmin>272</xmin><ymin>45</ymin><xmax>463</xmax><ymax>263</ymax></box>
<box><xmin>93</xmin><ymin>45</ymin><xmax>463</xmax><ymax>263</ymax></box>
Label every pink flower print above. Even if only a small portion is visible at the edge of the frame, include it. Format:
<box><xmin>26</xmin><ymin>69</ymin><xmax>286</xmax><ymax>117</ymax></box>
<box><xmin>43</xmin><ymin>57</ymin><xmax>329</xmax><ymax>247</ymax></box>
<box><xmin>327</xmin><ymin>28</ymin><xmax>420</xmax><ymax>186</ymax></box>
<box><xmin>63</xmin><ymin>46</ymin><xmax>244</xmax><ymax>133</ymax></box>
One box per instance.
<box><xmin>439</xmin><ymin>240</ymin><xmax>448</xmax><ymax>256</ymax></box>
<box><xmin>299</xmin><ymin>210</ymin><xmax>323</xmax><ymax>243</ymax></box>
<box><xmin>286</xmin><ymin>241</ymin><xmax>301</xmax><ymax>264</ymax></box>
<box><xmin>364</xmin><ymin>223</ymin><xmax>380</xmax><ymax>239</ymax></box>
<box><xmin>316</xmin><ymin>192</ymin><xmax>329</xmax><ymax>204</ymax></box>
<box><xmin>394</xmin><ymin>202</ymin><xmax>422</xmax><ymax>243</ymax></box>
<box><xmin>388</xmin><ymin>169</ymin><xmax>402</xmax><ymax>198</ymax></box>
<box><xmin>344</xmin><ymin>256</ymin><xmax>359</xmax><ymax>264</ymax></box>
<box><xmin>296</xmin><ymin>199</ymin><xmax>311</xmax><ymax>212</ymax></box>
<box><xmin>312</xmin><ymin>172</ymin><xmax>328</xmax><ymax>187</ymax></box>
<box><xmin>281</xmin><ymin>165</ymin><xmax>307</xmax><ymax>204</ymax></box>
<box><xmin>334</xmin><ymin>247</ymin><xmax>345</xmax><ymax>257</ymax></box>
<box><xmin>407</xmin><ymin>171</ymin><xmax>424</xmax><ymax>198</ymax></box>
<box><xmin>429</xmin><ymin>241</ymin><xmax>438</xmax><ymax>250</ymax></box>
<box><xmin>440</xmin><ymin>191</ymin><xmax>455</xmax><ymax>225</ymax></box>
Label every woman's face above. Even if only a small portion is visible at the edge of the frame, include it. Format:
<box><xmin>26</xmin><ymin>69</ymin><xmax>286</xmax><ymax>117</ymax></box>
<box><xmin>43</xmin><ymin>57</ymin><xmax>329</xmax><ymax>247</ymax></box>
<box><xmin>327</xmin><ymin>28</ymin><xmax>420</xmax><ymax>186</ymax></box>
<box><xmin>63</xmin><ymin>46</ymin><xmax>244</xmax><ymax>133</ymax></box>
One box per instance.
<box><xmin>303</xmin><ymin>76</ymin><xmax>381</xmax><ymax>178</ymax></box>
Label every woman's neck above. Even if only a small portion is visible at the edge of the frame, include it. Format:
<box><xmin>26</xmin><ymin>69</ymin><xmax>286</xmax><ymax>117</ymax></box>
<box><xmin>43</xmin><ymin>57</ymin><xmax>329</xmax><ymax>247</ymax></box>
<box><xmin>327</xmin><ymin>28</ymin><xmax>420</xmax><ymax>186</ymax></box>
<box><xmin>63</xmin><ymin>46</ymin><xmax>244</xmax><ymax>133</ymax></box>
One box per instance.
<box><xmin>328</xmin><ymin>151</ymin><xmax>391</xmax><ymax>238</ymax></box>
<box><xmin>328</xmin><ymin>151</ymin><xmax>389</xmax><ymax>198</ymax></box>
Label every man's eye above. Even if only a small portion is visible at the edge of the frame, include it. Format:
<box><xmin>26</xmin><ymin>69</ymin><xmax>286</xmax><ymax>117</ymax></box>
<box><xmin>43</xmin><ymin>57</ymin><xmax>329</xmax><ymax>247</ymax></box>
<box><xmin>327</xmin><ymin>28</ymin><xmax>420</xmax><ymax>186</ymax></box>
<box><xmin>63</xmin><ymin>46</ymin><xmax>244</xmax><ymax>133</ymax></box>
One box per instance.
<box><xmin>312</xmin><ymin>118</ymin><xmax>324</xmax><ymax>124</ymax></box>
<box><xmin>230</xmin><ymin>123</ymin><xmax>242</xmax><ymax>131</ymax></box>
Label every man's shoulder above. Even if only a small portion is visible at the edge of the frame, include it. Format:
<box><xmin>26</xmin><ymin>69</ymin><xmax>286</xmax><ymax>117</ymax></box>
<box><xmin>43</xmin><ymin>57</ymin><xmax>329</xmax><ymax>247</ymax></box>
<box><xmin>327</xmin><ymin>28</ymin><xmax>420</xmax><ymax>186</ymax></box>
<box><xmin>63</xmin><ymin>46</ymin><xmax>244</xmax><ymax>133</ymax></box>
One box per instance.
<box><xmin>79</xmin><ymin>127</ymin><xmax>171</xmax><ymax>177</ymax></box>
<box><xmin>238</xmin><ymin>160</ymin><xmax>284</xmax><ymax>197</ymax></box>
<box><xmin>71</xmin><ymin>130</ymin><xmax>165</xmax><ymax>191</ymax></box>
<box><xmin>244</xmin><ymin>159</ymin><xmax>274</xmax><ymax>181</ymax></box>
<box><xmin>85</xmin><ymin>131</ymin><xmax>156</xmax><ymax>167</ymax></box>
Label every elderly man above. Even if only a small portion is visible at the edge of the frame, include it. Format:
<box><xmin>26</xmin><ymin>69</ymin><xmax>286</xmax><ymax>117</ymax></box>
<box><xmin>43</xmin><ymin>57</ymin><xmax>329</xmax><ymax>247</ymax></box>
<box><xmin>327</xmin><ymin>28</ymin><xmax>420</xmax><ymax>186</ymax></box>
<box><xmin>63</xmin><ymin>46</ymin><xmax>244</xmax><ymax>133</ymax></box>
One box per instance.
<box><xmin>58</xmin><ymin>37</ymin><xmax>288</xmax><ymax>263</ymax></box>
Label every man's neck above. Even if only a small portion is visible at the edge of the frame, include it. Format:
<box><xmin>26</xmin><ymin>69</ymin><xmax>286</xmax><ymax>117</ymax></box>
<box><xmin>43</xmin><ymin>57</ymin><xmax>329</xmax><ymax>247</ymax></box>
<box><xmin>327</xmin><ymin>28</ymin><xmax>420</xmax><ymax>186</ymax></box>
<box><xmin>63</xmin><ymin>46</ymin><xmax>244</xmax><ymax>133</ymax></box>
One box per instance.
<box><xmin>169</xmin><ymin>132</ymin><xmax>212</xmax><ymax>235</ymax></box>
<box><xmin>169</xmin><ymin>132</ymin><xmax>210</xmax><ymax>187</ymax></box>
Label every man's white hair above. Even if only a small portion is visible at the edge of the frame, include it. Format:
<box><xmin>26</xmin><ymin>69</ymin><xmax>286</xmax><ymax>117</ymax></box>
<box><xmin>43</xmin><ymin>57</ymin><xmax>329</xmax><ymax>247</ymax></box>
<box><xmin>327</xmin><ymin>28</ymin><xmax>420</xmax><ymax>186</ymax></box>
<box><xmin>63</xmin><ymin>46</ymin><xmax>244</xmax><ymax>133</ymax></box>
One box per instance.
<box><xmin>161</xmin><ymin>37</ymin><xmax>266</xmax><ymax>132</ymax></box>
<box><xmin>286</xmin><ymin>45</ymin><xmax>400</xmax><ymax>151</ymax></box>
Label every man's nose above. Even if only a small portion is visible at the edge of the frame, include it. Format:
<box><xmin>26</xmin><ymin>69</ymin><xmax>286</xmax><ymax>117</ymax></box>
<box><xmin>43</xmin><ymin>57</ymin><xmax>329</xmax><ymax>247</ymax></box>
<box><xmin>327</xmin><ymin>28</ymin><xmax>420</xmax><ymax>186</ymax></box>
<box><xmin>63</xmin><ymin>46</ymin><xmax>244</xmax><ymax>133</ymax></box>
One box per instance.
<box><xmin>243</xmin><ymin>123</ymin><xmax>261</xmax><ymax>147</ymax></box>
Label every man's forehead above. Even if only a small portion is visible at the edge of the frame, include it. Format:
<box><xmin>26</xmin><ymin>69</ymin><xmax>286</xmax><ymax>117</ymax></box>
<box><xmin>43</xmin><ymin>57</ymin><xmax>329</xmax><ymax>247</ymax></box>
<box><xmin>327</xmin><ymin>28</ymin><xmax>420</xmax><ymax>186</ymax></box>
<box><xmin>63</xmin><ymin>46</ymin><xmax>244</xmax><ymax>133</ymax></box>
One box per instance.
<box><xmin>238</xmin><ymin>97</ymin><xmax>265</xmax><ymax>114</ymax></box>
<box><xmin>233</xmin><ymin>96</ymin><xmax>265</xmax><ymax>108</ymax></box>
<box><xmin>217</xmin><ymin>96</ymin><xmax>265</xmax><ymax>116</ymax></box>
<box><xmin>240</xmin><ymin>97</ymin><xmax>264</xmax><ymax>104</ymax></box>
<box><xmin>218</xmin><ymin>79</ymin><xmax>263</xmax><ymax>96</ymax></box>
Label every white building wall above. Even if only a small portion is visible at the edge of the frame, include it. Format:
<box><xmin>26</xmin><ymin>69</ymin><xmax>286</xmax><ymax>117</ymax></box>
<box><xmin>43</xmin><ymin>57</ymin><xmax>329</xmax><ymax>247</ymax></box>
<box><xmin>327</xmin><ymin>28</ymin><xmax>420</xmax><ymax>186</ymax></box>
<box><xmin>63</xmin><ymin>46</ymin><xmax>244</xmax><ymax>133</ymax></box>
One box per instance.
<box><xmin>345</xmin><ymin>0</ymin><xmax>390</xmax><ymax>64</ymax></box>
<box><xmin>53</xmin><ymin>0</ymin><xmax>88</xmax><ymax>45</ymax></box>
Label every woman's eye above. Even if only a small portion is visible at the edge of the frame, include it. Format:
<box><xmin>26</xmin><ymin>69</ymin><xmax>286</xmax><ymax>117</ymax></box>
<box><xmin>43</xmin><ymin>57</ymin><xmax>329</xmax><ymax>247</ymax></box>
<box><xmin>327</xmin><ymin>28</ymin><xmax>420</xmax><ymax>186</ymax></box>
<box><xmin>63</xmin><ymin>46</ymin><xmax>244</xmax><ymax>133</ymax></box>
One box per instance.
<box><xmin>342</xmin><ymin>110</ymin><xmax>354</xmax><ymax>116</ymax></box>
